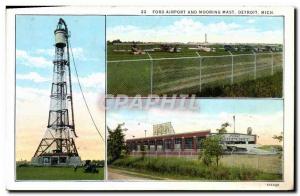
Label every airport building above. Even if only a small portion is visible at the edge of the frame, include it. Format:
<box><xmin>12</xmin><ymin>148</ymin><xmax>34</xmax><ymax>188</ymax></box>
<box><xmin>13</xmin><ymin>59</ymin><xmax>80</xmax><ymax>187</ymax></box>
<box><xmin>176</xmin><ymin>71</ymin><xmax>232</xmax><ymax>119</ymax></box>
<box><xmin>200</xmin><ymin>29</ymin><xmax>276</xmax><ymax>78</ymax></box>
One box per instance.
<box><xmin>126</xmin><ymin>130</ymin><xmax>211</xmax><ymax>153</ymax></box>
<box><xmin>125</xmin><ymin>130</ymin><xmax>258</xmax><ymax>156</ymax></box>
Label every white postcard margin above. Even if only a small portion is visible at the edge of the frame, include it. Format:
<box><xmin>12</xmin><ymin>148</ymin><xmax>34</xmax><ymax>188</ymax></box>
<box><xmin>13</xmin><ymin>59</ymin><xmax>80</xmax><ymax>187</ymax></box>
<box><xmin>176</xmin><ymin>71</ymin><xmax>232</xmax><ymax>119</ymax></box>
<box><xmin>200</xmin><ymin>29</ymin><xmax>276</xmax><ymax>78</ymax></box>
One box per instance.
<box><xmin>5</xmin><ymin>6</ymin><xmax>294</xmax><ymax>191</ymax></box>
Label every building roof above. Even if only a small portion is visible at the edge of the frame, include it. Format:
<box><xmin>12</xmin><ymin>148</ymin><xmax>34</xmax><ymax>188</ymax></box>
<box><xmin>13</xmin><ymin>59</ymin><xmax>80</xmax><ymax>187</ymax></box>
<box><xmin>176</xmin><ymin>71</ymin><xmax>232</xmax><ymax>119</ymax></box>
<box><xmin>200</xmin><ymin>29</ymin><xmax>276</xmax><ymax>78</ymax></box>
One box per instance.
<box><xmin>210</xmin><ymin>132</ymin><xmax>257</xmax><ymax>136</ymax></box>
<box><xmin>126</xmin><ymin>129</ymin><xmax>211</xmax><ymax>142</ymax></box>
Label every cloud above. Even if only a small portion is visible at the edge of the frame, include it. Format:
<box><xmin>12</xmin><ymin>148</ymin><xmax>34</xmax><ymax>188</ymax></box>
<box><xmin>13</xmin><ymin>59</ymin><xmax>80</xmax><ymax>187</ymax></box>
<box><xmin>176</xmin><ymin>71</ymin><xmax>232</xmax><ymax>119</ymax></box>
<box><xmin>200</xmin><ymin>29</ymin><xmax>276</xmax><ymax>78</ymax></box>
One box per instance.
<box><xmin>34</xmin><ymin>49</ymin><xmax>54</xmax><ymax>56</ymax></box>
<box><xmin>75</xmin><ymin>72</ymin><xmax>105</xmax><ymax>89</ymax></box>
<box><xmin>16</xmin><ymin>50</ymin><xmax>52</xmax><ymax>68</ymax></box>
<box><xmin>246</xmin><ymin>19</ymin><xmax>255</xmax><ymax>24</ymax></box>
<box><xmin>15</xmin><ymin>71</ymin><xmax>106</xmax><ymax>112</ymax></box>
<box><xmin>34</xmin><ymin>47</ymin><xmax>85</xmax><ymax>60</ymax></box>
<box><xmin>71</xmin><ymin>47</ymin><xmax>85</xmax><ymax>59</ymax></box>
<box><xmin>17</xmin><ymin>47</ymin><xmax>86</xmax><ymax>69</ymax></box>
<box><xmin>16</xmin><ymin>86</ymin><xmax>49</xmax><ymax>102</ymax></box>
<box><xmin>16</xmin><ymin>72</ymin><xmax>50</xmax><ymax>83</ymax></box>
<box><xmin>107</xmin><ymin>18</ymin><xmax>283</xmax><ymax>44</ymax></box>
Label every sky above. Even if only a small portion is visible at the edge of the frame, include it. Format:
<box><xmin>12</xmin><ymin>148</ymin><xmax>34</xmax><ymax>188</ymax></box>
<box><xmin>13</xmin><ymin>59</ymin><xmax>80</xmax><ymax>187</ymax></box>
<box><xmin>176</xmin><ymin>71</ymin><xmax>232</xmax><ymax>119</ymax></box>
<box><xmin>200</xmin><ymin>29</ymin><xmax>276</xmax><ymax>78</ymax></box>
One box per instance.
<box><xmin>107</xmin><ymin>99</ymin><xmax>283</xmax><ymax>145</ymax></box>
<box><xmin>16</xmin><ymin>15</ymin><xmax>105</xmax><ymax>161</ymax></box>
<box><xmin>107</xmin><ymin>16</ymin><xmax>283</xmax><ymax>44</ymax></box>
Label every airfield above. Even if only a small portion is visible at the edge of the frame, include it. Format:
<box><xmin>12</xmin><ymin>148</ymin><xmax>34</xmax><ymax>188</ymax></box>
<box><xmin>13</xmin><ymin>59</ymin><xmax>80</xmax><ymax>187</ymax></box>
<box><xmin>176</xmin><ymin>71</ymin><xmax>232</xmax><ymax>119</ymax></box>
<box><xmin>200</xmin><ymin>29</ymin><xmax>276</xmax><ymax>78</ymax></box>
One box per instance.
<box><xmin>107</xmin><ymin>43</ymin><xmax>282</xmax><ymax>97</ymax></box>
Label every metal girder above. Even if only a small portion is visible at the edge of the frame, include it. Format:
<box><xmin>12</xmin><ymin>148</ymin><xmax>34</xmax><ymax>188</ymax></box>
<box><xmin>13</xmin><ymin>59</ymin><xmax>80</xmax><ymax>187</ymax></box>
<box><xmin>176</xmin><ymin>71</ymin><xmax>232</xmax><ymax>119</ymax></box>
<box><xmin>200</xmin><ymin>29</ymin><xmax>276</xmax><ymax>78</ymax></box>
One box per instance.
<box><xmin>32</xmin><ymin>18</ymin><xmax>79</xmax><ymax>162</ymax></box>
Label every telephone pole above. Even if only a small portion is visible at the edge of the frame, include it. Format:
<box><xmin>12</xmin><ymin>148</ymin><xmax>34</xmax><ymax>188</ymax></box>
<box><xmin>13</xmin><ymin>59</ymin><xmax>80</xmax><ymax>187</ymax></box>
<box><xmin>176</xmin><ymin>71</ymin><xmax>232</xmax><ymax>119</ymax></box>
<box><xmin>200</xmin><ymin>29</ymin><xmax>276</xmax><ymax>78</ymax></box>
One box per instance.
<box><xmin>233</xmin><ymin>115</ymin><xmax>236</xmax><ymax>133</ymax></box>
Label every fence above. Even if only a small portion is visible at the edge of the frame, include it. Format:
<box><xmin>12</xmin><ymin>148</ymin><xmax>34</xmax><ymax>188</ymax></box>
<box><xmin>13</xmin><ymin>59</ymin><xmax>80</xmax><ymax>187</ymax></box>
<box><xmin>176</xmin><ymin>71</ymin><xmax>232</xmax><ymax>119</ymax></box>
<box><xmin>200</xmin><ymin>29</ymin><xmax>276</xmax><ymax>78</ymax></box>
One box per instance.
<box><xmin>107</xmin><ymin>52</ymin><xmax>283</xmax><ymax>96</ymax></box>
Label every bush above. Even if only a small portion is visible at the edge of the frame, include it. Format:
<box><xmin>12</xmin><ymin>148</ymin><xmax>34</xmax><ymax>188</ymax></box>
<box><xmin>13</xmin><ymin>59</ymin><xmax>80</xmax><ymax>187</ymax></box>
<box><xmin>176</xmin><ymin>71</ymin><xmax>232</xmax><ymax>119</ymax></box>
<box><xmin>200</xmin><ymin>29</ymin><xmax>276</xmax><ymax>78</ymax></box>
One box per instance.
<box><xmin>197</xmin><ymin>72</ymin><xmax>282</xmax><ymax>97</ymax></box>
<box><xmin>201</xmin><ymin>135</ymin><xmax>223</xmax><ymax>166</ymax></box>
<box><xmin>111</xmin><ymin>156</ymin><xmax>281</xmax><ymax>180</ymax></box>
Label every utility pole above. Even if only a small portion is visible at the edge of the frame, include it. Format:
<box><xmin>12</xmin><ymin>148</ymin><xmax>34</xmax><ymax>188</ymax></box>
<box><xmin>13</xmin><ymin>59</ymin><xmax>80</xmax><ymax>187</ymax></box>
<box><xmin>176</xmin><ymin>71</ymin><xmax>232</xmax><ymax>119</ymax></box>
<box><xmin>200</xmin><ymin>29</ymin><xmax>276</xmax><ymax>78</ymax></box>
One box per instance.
<box><xmin>147</xmin><ymin>52</ymin><xmax>153</xmax><ymax>96</ymax></box>
<box><xmin>196</xmin><ymin>52</ymin><xmax>202</xmax><ymax>92</ymax></box>
<box><xmin>233</xmin><ymin>115</ymin><xmax>236</xmax><ymax>133</ymax></box>
<box><xmin>271</xmin><ymin>51</ymin><xmax>274</xmax><ymax>75</ymax></box>
<box><xmin>228</xmin><ymin>51</ymin><xmax>234</xmax><ymax>84</ymax></box>
<box><xmin>253</xmin><ymin>51</ymin><xmax>257</xmax><ymax>80</ymax></box>
<box><xmin>144</xmin><ymin>130</ymin><xmax>147</xmax><ymax>138</ymax></box>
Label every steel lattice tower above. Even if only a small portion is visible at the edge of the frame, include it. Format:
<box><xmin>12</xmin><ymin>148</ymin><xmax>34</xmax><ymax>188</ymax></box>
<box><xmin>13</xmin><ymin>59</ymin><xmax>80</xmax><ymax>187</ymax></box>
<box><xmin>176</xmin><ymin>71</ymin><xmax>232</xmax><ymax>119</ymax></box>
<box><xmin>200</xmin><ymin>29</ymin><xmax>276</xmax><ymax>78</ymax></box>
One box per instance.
<box><xmin>31</xmin><ymin>18</ymin><xmax>81</xmax><ymax>166</ymax></box>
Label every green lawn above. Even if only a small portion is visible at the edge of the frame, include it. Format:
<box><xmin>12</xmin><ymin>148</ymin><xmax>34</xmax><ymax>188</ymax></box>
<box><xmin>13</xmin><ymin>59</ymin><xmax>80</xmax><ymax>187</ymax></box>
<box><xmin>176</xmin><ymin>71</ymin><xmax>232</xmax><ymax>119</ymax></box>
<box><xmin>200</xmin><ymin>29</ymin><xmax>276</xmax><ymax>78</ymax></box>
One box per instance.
<box><xmin>16</xmin><ymin>166</ymin><xmax>104</xmax><ymax>180</ymax></box>
<box><xmin>197</xmin><ymin>71</ymin><xmax>282</xmax><ymax>97</ymax></box>
<box><xmin>107</xmin><ymin>59</ymin><xmax>151</xmax><ymax>96</ymax></box>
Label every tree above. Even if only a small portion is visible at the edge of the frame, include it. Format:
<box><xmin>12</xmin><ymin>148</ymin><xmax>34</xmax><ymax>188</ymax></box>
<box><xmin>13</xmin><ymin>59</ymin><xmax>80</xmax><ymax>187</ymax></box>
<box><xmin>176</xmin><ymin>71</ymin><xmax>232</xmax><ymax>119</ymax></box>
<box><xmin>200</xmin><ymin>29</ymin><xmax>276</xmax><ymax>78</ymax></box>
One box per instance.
<box><xmin>107</xmin><ymin>123</ymin><xmax>126</xmax><ymax>164</ymax></box>
<box><xmin>216</xmin><ymin>122</ymin><xmax>230</xmax><ymax>134</ymax></box>
<box><xmin>273</xmin><ymin>132</ymin><xmax>283</xmax><ymax>143</ymax></box>
<box><xmin>201</xmin><ymin>135</ymin><xmax>223</xmax><ymax>166</ymax></box>
<box><xmin>111</xmin><ymin>39</ymin><xmax>122</xmax><ymax>44</ymax></box>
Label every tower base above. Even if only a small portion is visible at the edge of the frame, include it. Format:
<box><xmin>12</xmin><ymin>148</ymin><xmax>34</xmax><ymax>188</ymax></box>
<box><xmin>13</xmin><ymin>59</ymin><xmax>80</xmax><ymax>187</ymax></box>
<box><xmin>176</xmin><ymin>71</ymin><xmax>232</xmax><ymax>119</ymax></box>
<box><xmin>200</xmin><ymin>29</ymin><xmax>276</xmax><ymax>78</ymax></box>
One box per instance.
<box><xmin>31</xmin><ymin>155</ymin><xmax>81</xmax><ymax>167</ymax></box>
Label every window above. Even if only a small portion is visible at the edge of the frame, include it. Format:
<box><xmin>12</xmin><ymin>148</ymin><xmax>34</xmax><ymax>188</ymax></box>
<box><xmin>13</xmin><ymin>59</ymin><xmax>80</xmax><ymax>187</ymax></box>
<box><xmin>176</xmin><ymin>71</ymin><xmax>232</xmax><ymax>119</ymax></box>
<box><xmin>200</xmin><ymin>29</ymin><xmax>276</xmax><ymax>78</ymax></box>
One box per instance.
<box><xmin>164</xmin><ymin>139</ymin><xmax>172</xmax><ymax>150</ymax></box>
<box><xmin>184</xmin><ymin>138</ymin><xmax>193</xmax><ymax>149</ymax></box>
<box><xmin>156</xmin><ymin>140</ymin><xmax>163</xmax><ymax>145</ymax></box>
<box><xmin>133</xmin><ymin>143</ymin><xmax>137</xmax><ymax>151</ymax></box>
<box><xmin>156</xmin><ymin>140</ymin><xmax>163</xmax><ymax>151</ymax></box>
<box><xmin>51</xmin><ymin>157</ymin><xmax>59</xmax><ymax>165</ymax></box>
<box><xmin>59</xmin><ymin>156</ymin><xmax>67</xmax><ymax>163</ymax></box>
<box><xmin>174</xmin><ymin>138</ymin><xmax>182</xmax><ymax>150</ymax></box>
<box><xmin>43</xmin><ymin>157</ymin><xmax>49</xmax><ymax>163</ymax></box>
<box><xmin>175</xmin><ymin>138</ymin><xmax>182</xmax><ymax>144</ymax></box>
<box><xmin>130</xmin><ymin>142</ymin><xmax>135</xmax><ymax>151</ymax></box>
<box><xmin>149</xmin><ymin>140</ymin><xmax>155</xmax><ymax>145</ymax></box>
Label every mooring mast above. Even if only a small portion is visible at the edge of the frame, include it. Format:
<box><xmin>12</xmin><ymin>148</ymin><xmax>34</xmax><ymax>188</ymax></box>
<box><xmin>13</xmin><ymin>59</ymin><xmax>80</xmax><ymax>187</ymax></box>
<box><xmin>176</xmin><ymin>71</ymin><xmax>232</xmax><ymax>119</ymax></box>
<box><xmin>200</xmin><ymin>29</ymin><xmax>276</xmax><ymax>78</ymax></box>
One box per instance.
<box><xmin>31</xmin><ymin>18</ymin><xmax>81</xmax><ymax>166</ymax></box>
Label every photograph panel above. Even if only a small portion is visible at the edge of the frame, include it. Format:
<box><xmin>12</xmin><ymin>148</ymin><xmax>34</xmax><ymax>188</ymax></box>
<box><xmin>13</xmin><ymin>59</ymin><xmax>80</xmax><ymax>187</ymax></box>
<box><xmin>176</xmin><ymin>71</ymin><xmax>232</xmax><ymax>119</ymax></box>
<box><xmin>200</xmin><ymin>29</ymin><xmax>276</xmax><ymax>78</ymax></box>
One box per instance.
<box><xmin>15</xmin><ymin>15</ymin><xmax>106</xmax><ymax>180</ymax></box>
<box><xmin>106</xmin><ymin>99</ymin><xmax>283</xmax><ymax>181</ymax></box>
<box><xmin>106</xmin><ymin>16</ymin><xmax>283</xmax><ymax>98</ymax></box>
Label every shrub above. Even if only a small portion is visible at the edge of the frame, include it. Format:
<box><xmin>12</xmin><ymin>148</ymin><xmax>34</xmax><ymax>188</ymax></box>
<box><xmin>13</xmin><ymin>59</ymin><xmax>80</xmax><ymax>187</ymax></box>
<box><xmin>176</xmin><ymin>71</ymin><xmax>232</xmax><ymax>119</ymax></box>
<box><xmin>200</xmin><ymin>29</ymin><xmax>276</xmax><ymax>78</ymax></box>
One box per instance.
<box><xmin>111</xmin><ymin>156</ymin><xmax>281</xmax><ymax>180</ymax></box>
<box><xmin>196</xmin><ymin>72</ymin><xmax>282</xmax><ymax>97</ymax></box>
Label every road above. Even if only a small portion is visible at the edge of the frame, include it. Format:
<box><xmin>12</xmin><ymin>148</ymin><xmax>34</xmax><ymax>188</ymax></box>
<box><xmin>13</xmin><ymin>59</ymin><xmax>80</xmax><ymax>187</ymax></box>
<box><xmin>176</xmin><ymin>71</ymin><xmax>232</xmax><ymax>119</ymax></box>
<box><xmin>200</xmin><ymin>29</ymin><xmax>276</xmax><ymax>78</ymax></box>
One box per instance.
<box><xmin>108</xmin><ymin>167</ymin><xmax>162</xmax><ymax>180</ymax></box>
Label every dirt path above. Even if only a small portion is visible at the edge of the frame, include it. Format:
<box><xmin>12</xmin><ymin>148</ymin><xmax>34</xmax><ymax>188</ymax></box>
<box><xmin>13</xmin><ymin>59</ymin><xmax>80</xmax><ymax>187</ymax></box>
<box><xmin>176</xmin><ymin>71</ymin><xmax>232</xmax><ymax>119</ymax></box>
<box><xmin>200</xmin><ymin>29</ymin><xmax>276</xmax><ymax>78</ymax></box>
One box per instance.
<box><xmin>108</xmin><ymin>167</ymin><xmax>164</xmax><ymax>180</ymax></box>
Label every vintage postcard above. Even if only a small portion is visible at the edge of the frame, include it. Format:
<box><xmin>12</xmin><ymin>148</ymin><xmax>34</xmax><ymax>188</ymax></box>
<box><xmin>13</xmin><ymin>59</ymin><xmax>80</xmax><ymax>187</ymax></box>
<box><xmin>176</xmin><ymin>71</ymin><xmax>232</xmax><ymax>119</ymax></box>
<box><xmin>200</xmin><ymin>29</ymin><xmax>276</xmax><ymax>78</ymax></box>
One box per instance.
<box><xmin>4</xmin><ymin>6</ymin><xmax>295</xmax><ymax>191</ymax></box>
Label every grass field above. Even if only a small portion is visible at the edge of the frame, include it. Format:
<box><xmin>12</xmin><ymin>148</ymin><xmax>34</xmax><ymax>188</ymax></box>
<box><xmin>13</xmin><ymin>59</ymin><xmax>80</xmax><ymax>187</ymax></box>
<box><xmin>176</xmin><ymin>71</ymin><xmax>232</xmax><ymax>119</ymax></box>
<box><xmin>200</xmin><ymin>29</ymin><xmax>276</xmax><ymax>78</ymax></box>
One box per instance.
<box><xmin>196</xmin><ymin>71</ymin><xmax>283</xmax><ymax>97</ymax></box>
<box><xmin>128</xmin><ymin>153</ymin><xmax>282</xmax><ymax>174</ymax></box>
<box><xmin>110</xmin><ymin>156</ymin><xmax>282</xmax><ymax>181</ymax></box>
<box><xmin>16</xmin><ymin>166</ymin><xmax>104</xmax><ymax>180</ymax></box>
<box><xmin>220</xmin><ymin>154</ymin><xmax>282</xmax><ymax>174</ymax></box>
<box><xmin>107</xmin><ymin>44</ymin><xmax>282</xmax><ymax>97</ymax></box>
